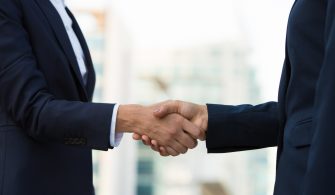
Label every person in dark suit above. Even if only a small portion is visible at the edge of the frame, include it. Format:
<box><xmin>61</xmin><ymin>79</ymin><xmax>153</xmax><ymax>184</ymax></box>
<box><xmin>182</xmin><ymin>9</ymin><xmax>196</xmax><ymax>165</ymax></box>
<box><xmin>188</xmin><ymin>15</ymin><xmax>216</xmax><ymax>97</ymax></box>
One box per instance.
<box><xmin>135</xmin><ymin>0</ymin><xmax>335</xmax><ymax>194</ymax></box>
<box><xmin>0</xmin><ymin>0</ymin><xmax>203</xmax><ymax>194</ymax></box>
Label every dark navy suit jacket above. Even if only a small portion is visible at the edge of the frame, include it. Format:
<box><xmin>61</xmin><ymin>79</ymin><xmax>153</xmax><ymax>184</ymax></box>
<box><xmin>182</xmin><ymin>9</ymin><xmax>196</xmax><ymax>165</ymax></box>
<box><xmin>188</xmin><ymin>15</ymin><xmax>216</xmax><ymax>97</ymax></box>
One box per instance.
<box><xmin>0</xmin><ymin>0</ymin><xmax>115</xmax><ymax>194</ymax></box>
<box><xmin>206</xmin><ymin>0</ymin><xmax>335</xmax><ymax>194</ymax></box>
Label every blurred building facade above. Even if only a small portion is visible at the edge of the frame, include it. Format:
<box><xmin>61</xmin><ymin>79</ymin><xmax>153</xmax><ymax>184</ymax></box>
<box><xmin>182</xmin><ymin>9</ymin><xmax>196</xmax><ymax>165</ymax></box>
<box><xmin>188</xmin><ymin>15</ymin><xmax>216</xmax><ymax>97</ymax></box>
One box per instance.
<box><xmin>130</xmin><ymin>41</ymin><xmax>269</xmax><ymax>195</ymax></box>
<box><xmin>66</xmin><ymin>0</ymin><xmax>281</xmax><ymax>195</ymax></box>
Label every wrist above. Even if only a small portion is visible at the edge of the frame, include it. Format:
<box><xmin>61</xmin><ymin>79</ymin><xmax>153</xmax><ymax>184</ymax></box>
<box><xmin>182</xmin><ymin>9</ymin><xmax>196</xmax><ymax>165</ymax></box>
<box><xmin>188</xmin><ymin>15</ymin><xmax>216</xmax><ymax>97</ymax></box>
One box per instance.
<box><xmin>116</xmin><ymin>104</ymin><xmax>144</xmax><ymax>133</ymax></box>
<box><xmin>199</xmin><ymin>105</ymin><xmax>208</xmax><ymax>131</ymax></box>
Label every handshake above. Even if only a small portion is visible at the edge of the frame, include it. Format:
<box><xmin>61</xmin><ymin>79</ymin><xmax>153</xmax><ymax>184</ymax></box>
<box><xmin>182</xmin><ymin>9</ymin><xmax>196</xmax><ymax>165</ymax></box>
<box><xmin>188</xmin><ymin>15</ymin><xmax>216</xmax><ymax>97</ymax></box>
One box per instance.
<box><xmin>116</xmin><ymin>100</ymin><xmax>208</xmax><ymax>156</ymax></box>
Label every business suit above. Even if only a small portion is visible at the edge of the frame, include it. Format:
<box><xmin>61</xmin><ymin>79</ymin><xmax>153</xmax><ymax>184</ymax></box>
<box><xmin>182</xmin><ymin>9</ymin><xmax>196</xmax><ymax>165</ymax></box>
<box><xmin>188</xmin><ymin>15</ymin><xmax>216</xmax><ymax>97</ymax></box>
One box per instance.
<box><xmin>0</xmin><ymin>0</ymin><xmax>115</xmax><ymax>194</ymax></box>
<box><xmin>206</xmin><ymin>0</ymin><xmax>335</xmax><ymax>194</ymax></box>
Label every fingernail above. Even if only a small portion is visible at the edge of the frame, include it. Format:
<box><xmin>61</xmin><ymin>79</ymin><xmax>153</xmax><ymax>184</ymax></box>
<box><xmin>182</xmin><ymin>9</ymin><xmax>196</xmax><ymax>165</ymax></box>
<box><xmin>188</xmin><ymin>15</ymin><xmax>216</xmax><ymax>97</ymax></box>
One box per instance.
<box><xmin>154</xmin><ymin>108</ymin><xmax>161</xmax><ymax>113</ymax></box>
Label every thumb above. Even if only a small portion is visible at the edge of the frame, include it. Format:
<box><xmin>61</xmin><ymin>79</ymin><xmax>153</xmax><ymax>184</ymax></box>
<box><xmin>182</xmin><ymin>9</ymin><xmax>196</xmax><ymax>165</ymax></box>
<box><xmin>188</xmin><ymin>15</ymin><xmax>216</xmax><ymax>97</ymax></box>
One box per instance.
<box><xmin>153</xmin><ymin>101</ymin><xmax>180</xmax><ymax>118</ymax></box>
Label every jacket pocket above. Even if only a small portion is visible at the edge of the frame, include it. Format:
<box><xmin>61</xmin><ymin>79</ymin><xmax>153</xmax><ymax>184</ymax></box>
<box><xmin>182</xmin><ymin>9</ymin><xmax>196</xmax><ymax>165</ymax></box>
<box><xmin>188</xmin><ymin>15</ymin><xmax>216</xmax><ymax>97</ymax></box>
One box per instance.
<box><xmin>288</xmin><ymin>119</ymin><xmax>313</xmax><ymax>148</ymax></box>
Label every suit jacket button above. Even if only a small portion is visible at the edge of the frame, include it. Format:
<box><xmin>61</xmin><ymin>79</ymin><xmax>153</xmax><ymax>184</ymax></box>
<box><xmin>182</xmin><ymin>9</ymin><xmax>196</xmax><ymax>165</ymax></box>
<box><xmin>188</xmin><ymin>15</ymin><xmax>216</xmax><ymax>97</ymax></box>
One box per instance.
<box><xmin>80</xmin><ymin>138</ymin><xmax>87</xmax><ymax>145</ymax></box>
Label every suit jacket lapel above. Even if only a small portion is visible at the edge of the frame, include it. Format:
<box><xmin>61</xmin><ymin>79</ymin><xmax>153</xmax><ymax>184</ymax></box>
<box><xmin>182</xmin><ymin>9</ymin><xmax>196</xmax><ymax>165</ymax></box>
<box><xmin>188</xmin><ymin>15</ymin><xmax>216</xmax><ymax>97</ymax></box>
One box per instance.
<box><xmin>66</xmin><ymin>8</ymin><xmax>96</xmax><ymax>101</ymax></box>
<box><xmin>34</xmin><ymin>0</ymin><xmax>89</xmax><ymax>101</ymax></box>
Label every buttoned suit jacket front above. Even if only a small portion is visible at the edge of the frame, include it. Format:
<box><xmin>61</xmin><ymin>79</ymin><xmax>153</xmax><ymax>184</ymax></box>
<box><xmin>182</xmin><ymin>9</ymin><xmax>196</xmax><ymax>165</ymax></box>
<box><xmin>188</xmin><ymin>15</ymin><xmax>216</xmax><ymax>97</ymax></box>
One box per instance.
<box><xmin>206</xmin><ymin>0</ymin><xmax>335</xmax><ymax>194</ymax></box>
<box><xmin>0</xmin><ymin>0</ymin><xmax>115</xmax><ymax>194</ymax></box>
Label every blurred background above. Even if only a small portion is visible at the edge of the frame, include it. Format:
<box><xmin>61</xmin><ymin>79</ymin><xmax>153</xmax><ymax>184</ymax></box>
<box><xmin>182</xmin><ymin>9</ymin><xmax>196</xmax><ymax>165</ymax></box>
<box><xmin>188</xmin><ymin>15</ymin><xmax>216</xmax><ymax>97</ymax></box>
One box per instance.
<box><xmin>66</xmin><ymin>0</ymin><xmax>294</xmax><ymax>194</ymax></box>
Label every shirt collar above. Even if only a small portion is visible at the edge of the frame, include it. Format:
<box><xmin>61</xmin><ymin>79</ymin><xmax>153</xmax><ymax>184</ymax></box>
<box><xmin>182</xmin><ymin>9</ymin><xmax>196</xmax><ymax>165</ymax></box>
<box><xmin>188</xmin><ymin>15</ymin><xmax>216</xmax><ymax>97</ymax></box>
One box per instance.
<box><xmin>50</xmin><ymin>0</ymin><xmax>65</xmax><ymax>7</ymax></box>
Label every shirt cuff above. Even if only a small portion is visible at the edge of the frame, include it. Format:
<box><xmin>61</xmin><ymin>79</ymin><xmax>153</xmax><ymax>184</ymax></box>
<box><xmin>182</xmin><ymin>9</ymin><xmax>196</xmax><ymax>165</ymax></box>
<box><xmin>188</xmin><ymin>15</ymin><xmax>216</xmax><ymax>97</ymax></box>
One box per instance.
<box><xmin>110</xmin><ymin>104</ymin><xmax>124</xmax><ymax>147</ymax></box>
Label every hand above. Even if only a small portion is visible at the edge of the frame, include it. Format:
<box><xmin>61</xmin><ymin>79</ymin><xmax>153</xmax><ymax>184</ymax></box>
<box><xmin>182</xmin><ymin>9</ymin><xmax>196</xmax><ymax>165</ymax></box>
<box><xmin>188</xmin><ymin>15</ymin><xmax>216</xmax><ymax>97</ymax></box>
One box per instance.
<box><xmin>154</xmin><ymin>100</ymin><xmax>208</xmax><ymax>136</ymax></box>
<box><xmin>133</xmin><ymin>100</ymin><xmax>208</xmax><ymax>156</ymax></box>
<box><xmin>116</xmin><ymin>104</ymin><xmax>200</xmax><ymax>156</ymax></box>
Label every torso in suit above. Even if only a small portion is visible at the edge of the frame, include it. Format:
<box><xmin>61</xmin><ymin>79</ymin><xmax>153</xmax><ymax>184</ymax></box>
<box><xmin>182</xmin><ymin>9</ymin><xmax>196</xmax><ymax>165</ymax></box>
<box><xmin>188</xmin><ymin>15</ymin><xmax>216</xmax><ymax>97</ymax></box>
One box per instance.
<box><xmin>206</xmin><ymin>0</ymin><xmax>335</xmax><ymax>194</ymax></box>
<box><xmin>0</xmin><ymin>0</ymin><xmax>115</xmax><ymax>194</ymax></box>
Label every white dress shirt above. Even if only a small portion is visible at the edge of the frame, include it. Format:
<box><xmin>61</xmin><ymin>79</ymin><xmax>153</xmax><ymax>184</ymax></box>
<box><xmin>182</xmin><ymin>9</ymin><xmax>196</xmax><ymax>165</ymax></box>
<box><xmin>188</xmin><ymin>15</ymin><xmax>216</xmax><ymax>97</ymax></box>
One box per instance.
<box><xmin>50</xmin><ymin>0</ymin><xmax>123</xmax><ymax>147</ymax></box>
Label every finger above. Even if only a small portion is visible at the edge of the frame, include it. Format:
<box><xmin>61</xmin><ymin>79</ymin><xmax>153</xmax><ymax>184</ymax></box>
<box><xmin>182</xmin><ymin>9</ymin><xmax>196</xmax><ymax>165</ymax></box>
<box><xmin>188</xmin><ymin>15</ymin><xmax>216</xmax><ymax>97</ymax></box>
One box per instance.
<box><xmin>132</xmin><ymin>133</ymin><xmax>141</xmax><ymax>140</ymax></box>
<box><xmin>165</xmin><ymin>146</ymin><xmax>179</xmax><ymax>156</ymax></box>
<box><xmin>160</xmin><ymin>151</ymin><xmax>169</xmax><ymax>157</ymax></box>
<box><xmin>150</xmin><ymin>145</ymin><xmax>159</xmax><ymax>152</ymax></box>
<box><xmin>198</xmin><ymin>132</ymin><xmax>206</xmax><ymax>141</ymax></box>
<box><xmin>142</xmin><ymin>139</ymin><xmax>148</xmax><ymax>146</ymax></box>
<box><xmin>153</xmin><ymin>100</ymin><xmax>180</xmax><ymax>118</ymax></box>
<box><xmin>142</xmin><ymin>135</ymin><xmax>151</xmax><ymax>146</ymax></box>
<box><xmin>176</xmin><ymin>131</ymin><xmax>198</xmax><ymax>149</ymax></box>
<box><xmin>150</xmin><ymin>140</ymin><xmax>159</xmax><ymax>152</ymax></box>
<box><xmin>151</xmin><ymin>140</ymin><xmax>159</xmax><ymax>148</ymax></box>
<box><xmin>182</xmin><ymin>118</ymin><xmax>204</xmax><ymax>140</ymax></box>
<box><xmin>168</xmin><ymin>140</ymin><xmax>188</xmax><ymax>155</ymax></box>
<box><xmin>159</xmin><ymin>147</ymin><xmax>170</xmax><ymax>156</ymax></box>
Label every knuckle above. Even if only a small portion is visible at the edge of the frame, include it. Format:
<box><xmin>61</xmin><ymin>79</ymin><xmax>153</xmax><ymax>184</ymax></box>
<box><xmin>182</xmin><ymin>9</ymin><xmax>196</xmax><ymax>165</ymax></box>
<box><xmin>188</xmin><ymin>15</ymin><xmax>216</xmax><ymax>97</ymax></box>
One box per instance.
<box><xmin>190</xmin><ymin>142</ymin><xmax>196</xmax><ymax>149</ymax></box>
<box><xmin>179</xmin><ymin>146</ymin><xmax>186</xmax><ymax>154</ymax></box>
<box><xmin>194</xmin><ymin>140</ymin><xmax>198</xmax><ymax>147</ymax></box>
<box><xmin>194</xmin><ymin>129</ymin><xmax>201</xmax><ymax>138</ymax></box>
<box><xmin>182</xmin><ymin>149</ymin><xmax>188</xmax><ymax>154</ymax></box>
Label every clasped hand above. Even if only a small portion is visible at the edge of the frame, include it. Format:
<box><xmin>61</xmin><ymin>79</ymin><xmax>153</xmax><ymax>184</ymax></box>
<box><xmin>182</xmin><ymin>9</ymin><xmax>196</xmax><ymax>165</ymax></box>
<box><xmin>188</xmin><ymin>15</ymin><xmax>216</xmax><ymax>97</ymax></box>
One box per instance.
<box><xmin>130</xmin><ymin>100</ymin><xmax>208</xmax><ymax>156</ymax></box>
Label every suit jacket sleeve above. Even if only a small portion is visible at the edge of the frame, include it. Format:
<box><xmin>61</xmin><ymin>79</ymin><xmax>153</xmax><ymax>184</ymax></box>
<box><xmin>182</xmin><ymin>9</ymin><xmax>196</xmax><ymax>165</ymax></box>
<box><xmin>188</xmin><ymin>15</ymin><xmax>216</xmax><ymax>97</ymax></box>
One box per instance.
<box><xmin>303</xmin><ymin>1</ymin><xmax>335</xmax><ymax>194</ymax></box>
<box><xmin>0</xmin><ymin>0</ymin><xmax>114</xmax><ymax>150</ymax></box>
<box><xmin>206</xmin><ymin>102</ymin><xmax>279</xmax><ymax>153</ymax></box>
